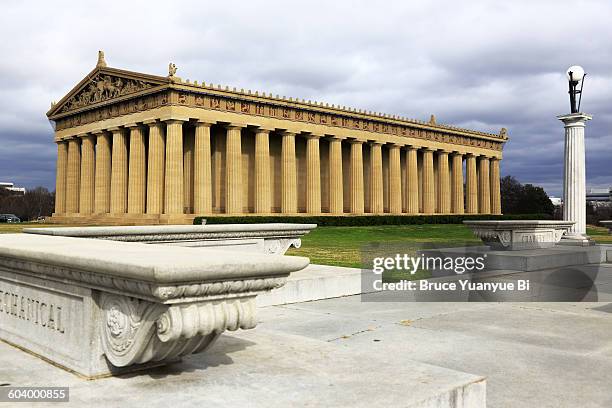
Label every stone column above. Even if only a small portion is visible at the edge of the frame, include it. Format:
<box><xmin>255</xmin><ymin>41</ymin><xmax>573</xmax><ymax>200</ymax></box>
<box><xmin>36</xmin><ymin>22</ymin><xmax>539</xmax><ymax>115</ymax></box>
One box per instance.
<box><xmin>66</xmin><ymin>137</ymin><xmax>81</xmax><ymax>214</ymax></box>
<box><xmin>254</xmin><ymin>128</ymin><xmax>271</xmax><ymax>214</ymax></box>
<box><xmin>194</xmin><ymin>121</ymin><xmax>212</xmax><ymax>214</ymax></box>
<box><xmin>370</xmin><ymin>142</ymin><xmax>383</xmax><ymax>214</ymax></box>
<box><xmin>127</xmin><ymin>124</ymin><xmax>146</xmax><ymax>214</ymax></box>
<box><xmin>225</xmin><ymin>125</ymin><xmax>243</xmax><ymax>214</ymax></box>
<box><xmin>54</xmin><ymin>141</ymin><xmax>68</xmax><ymax>214</ymax></box>
<box><xmin>281</xmin><ymin>132</ymin><xmax>297</xmax><ymax>214</ymax></box>
<box><xmin>109</xmin><ymin>128</ymin><xmax>128</xmax><ymax>214</ymax></box>
<box><xmin>329</xmin><ymin>137</ymin><xmax>343</xmax><ymax>214</ymax></box>
<box><xmin>79</xmin><ymin>134</ymin><xmax>96</xmax><ymax>214</ymax></box>
<box><xmin>183</xmin><ymin>131</ymin><xmax>194</xmax><ymax>214</ymax></box>
<box><xmin>437</xmin><ymin>150</ymin><xmax>451</xmax><ymax>213</ymax></box>
<box><xmin>94</xmin><ymin>131</ymin><xmax>112</xmax><ymax>214</ymax></box>
<box><xmin>306</xmin><ymin>134</ymin><xmax>321</xmax><ymax>214</ymax></box>
<box><xmin>389</xmin><ymin>144</ymin><xmax>402</xmax><ymax>214</ymax></box>
<box><xmin>406</xmin><ymin>146</ymin><xmax>419</xmax><ymax>214</ymax></box>
<box><xmin>422</xmin><ymin>148</ymin><xmax>435</xmax><ymax>214</ymax></box>
<box><xmin>559</xmin><ymin>113</ymin><xmax>592</xmax><ymax>242</ymax></box>
<box><xmin>490</xmin><ymin>158</ymin><xmax>501</xmax><ymax>215</ymax></box>
<box><xmin>451</xmin><ymin>152</ymin><xmax>465</xmax><ymax>214</ymax></box>
<box><xmin>146</xmin><ymin>121</ymin><xmax>165</xmax><ymax>214</ymax></box>
<box><xmin>478</xmin><ymin>157</ymin><xmax>491</xmax><ymax>214</ymax></box>
<box><xmin>465</xmin><ymin>154</ymin><xmax>478</xmax><ymax>214</ymax></box>
<box><xmin>164</xmin><ymin>120</ymin><xmax>185</xmax><ymax>215</ymax></box>
<box><xmin>349</xmin><ymin>140</ymin><xmax>364</xmax><ymax>214</ymax></box>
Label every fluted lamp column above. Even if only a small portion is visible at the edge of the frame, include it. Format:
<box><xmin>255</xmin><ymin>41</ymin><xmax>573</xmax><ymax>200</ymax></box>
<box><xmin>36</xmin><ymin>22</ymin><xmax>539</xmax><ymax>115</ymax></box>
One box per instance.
<box><xmin>306</xmin><ymin>134</ymin><xmax>321</xmax><ymax>214</ymax></box>
<box><xmin>389</xmin><ymin>144</ymin><xmax>402</xmax><ymax>214</ymax></box>
<box><xmin>370</xmin><ymin>142</ymin><xmax>383</xmax><ymax>214</ymax></box>
<box><xmin>54</xmin><ymin>141</ymin><xmax>68</xmax><ymax>214</ymax></box>
<box><xmin>349</xmin><ymin>140</ymin><xmax>365</xmax><ymax>214</ymax></box>
<box><xmin>79</xmin><ymin>134</ymin><xmax>96</xmax><ymax>214</ymax></box>
<box><xmin>329</xmin><ymin>137</ymin><xmax>343</xmax><ymax>214</ymax></box>
<box><xmin>406</xmin><ymin>146</ymin><xmax>419</xmax><ymax>214</ymax></box>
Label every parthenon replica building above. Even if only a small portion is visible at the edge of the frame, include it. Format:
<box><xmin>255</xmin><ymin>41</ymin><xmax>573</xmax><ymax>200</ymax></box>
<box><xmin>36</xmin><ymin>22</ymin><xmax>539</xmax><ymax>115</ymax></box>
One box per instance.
<box><xmin>48</xmin><ymin>52</ymin><xmax>507</xmax><ymax>224</ymax></box>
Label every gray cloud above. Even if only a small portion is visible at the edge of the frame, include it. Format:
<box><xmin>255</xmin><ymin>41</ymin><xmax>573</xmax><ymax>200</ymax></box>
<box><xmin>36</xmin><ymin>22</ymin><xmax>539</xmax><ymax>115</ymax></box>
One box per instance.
<box><xmin>0</xmin><ymin>0</ymin><xmax>610</xmax><ymax>196</ymax></box>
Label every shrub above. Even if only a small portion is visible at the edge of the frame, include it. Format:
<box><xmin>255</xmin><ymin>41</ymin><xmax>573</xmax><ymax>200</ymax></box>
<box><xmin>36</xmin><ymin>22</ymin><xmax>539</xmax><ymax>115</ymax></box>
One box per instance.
<box><xmin>193</xmin><ymin>213</ymin><xmax>552</xmax><ymax>226</ymax></box>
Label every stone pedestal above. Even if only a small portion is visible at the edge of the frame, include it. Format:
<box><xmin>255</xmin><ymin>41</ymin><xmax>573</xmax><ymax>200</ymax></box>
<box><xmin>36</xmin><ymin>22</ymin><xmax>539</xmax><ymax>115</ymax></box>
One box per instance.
<box><xmin>559</xmin><ymin>113</ymin><xmax>593</xmax><ymax>245</ymax></box>
<box><xmin>0</xmin><ymin>234</ymin><xmax>308</xmax><ymax>378</ymax></box>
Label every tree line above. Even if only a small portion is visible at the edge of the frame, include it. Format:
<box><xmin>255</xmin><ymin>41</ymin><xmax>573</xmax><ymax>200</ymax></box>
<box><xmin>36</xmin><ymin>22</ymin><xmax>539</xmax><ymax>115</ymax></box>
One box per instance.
<box><xmin>0</xmin><ymin>187</ymin><xmax>55</xmax><ymax>221</ymax></box>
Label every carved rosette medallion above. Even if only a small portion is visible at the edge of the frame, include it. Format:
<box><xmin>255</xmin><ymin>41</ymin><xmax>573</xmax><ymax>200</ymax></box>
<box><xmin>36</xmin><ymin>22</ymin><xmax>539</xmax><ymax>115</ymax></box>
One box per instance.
<box><xmin>98</xmin><ymin>292</ymin><xmax>260</xmax><ymax>368</ymax></box>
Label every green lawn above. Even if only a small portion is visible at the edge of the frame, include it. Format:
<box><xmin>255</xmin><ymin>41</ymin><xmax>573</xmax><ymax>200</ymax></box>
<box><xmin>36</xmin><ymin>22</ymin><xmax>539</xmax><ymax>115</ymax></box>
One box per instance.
<box><xmin>288</xmin><ymin>224</ymin><xmax>612</xmax><ymax>268</ymax></box>
<box><xmin>286</xmin><ymin>224</ymin><xmax>481</xmax><ymax>268</ymax></box>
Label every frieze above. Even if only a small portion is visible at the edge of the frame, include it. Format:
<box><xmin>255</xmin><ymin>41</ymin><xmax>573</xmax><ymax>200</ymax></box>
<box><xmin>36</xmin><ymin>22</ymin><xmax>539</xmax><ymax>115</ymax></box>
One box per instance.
<box><xmin>54</xmin><ymin>90</ymin><xmax>505</xmax><ymax>151</ymax></box>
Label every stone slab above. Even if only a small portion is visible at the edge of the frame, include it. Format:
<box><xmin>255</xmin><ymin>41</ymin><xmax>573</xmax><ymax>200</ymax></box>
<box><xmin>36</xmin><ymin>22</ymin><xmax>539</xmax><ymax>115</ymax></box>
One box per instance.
<box><xmin>422</xmin><ymin>244</ymin><xmax>608</xmax><ymax>272</ymax></box>
<box><xmin>257</xmin><ymin>263</ymin><xmax>370</xmax><ymax>307</ymax></box>
<box><xmin>257</xmin><ymin>296</ymin><xmax>612</xmax><ymax>407</ymax></box>
<box><xmin>0</xmin><ymin>325</ymin><xmax>486</xmax><ymax>408</ymax></box>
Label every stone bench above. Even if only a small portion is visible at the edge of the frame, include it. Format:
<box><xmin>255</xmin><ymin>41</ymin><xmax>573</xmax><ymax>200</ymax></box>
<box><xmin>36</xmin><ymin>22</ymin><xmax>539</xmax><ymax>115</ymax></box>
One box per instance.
<box><xmin>24</xmin><ymin>223</ymin><xmax>317</xmax><ymax>255</ymax></box>
<box><xmin>0</xmin><ymin>234</ymin><xmax>308</xmax><ymax>378</ymax></box>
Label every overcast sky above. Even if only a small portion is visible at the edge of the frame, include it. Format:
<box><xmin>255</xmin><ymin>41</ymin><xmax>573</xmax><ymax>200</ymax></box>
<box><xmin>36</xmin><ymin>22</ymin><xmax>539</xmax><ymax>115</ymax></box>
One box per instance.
<box><xmin>1</xmin><ymin>0</ymin><xmax>610</xmax><ymax>197</ymax></box>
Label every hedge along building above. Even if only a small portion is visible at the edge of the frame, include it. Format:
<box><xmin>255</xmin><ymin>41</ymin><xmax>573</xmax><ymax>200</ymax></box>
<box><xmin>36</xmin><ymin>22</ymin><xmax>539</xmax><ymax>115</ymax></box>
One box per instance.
<box><xmin>48</xmin><ymin>52</ymin><xmax>507</xmax><ymax>225</ymax></box>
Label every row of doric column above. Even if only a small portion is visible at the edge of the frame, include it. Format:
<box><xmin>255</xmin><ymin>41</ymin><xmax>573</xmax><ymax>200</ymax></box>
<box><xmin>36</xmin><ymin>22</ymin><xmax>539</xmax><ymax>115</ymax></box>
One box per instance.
<box><xmin>54</xmin><ymin>120</ymin><xmax>502</xmax><ymax>217</ymax></box>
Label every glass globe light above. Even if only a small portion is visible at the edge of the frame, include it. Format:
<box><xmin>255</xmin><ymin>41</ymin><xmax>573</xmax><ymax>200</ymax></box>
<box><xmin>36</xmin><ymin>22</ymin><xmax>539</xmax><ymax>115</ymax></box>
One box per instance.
<box><xmin>566</xmin><ymin>65</ymin><xmax>585</xmax><ymax>83</ymax></box>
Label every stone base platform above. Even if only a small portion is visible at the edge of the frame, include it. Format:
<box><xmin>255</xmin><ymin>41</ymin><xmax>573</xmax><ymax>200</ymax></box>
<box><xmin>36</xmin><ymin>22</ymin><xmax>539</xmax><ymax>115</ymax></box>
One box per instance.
<box><xmin>257</xmin><ymin>264</ymin><xmax>370</xmax><ymax>307</ymax></box>
<box><xmin>49</xmin><ymin>213</ymin><xmax>197</xmax><ymax>225</ymax></box>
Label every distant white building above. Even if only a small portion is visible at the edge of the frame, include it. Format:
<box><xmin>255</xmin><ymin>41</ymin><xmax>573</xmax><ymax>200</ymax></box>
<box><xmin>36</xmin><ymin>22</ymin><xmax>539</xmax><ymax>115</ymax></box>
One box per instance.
<box><xmin>586</xmin><ymin>188</ymin><xmax>611</xmax><ymax>206</ymax></box>
<box><xmin>549</xmin><ymin>196</ymin><xmax>562</xmax><ymax>207</ymax></box>
<box><xmin>0</xmin><ymin>182</ymin><xmax>26</xmax><ymax>194</ymax></box>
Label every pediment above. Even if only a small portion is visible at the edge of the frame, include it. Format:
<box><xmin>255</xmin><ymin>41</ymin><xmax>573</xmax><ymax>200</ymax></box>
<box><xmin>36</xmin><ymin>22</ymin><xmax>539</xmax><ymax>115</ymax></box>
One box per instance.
<box><xmin>48</xmin><ymin>67</ymin><xmax>169</xmax><ymax>118</ymax></box>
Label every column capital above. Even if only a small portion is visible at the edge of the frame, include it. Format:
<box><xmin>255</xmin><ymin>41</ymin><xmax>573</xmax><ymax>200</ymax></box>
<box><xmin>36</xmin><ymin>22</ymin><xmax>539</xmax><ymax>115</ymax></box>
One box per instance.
<box><xmin>422</xmin><ymin>147</ymin><xmax>436</xmax><ymax>152</ymax></box>
<box><xmin>348</xmin><ymin>138</ymin><xmax>365</xmax><ymax>144</ymax></box>
<box><xmin>437</xmin><ymin>149</ymin><xmax>451</xmax><ymax>156</ymax></box>
<box><xmin>387</xmin><ymin>143</ymin><xmax>402</xmax><ymax>149</ymax></box>
<box><xmin>123</xmin><ymin>123</ymin><xmax>141</xmax><ymax>128</ymax></box>
<box><xmin>304</xmin><ymin>132</ymin><xmax>324</xmax><ymax>139</ymax></box>
<box><xmin>280</xmin><ymin>131</ymin><xmax>296</xmax><ymax>137</ymax></box>
<box><xmin>164</xmin><ymin>119</ymin><xmax>187</xmax><ymax>125</ymax></box>
<box><xmin>369</xmin><ymin>141</ymin><xmax>383</xmax><ymax>146</ymax></box>
<box><xmin>255</xmin><ymin>126</ymin><xmax>275</xmax><ymax>133</ymax></box>
<box><xmin>92</xmin><ymin>129</ymin><xmax>109</xmax><ymax>136</ymax></box>
<box><xmin>225</xmin><ymin>123</ymin><xmax>246</xmax><ymax>130</ymax></box>
<box><xmin>327</xmin><ymin>135</ymin><xmax>345</xmax><ymax>141</ymax></box>
<box><xmin>107</xmin><ymin>127</ymin><xmax>124</xmax><ymax>133</ymax></box>
<box><xmin>451</xmin><ymin>150</ymin><xmax>464</xmax><ymax>156</ymax></box>
<box><xmin>142</xmin><ymin>119</ymin><xmax>159</xmax><ymax>125</ymax></box>
<box><xmin>466</xmin><ymin>152</ymin><xmax>479</xmax><ymax>158</ymax></box>
<box><xmin>195</xmin><ymin>120</ymin><xmax>213</xmax><ymax>128</ymax></box>
<box><xmin>406</xmin><ymin>145</ymin><xmax>420</xmax><ymax>151</ymax></box>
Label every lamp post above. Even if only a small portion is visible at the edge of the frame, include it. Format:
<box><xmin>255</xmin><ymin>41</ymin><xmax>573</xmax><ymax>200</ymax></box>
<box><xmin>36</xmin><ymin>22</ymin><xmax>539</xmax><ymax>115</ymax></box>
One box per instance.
<box><xmin>558</xmin><ymin>65</ymin><xmax>592</xmax><ymax>245</ymax></box>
